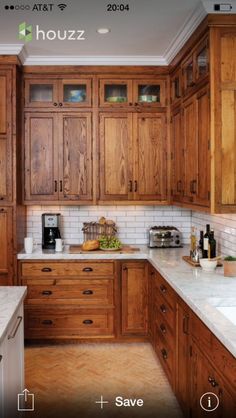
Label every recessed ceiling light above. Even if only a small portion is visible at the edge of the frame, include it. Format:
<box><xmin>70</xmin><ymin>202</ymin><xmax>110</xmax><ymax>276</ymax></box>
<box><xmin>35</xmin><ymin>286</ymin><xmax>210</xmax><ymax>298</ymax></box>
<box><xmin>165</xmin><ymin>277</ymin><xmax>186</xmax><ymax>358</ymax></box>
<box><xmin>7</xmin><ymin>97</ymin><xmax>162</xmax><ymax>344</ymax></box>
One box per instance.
<box><xmin>97</xmin><ymin>28</ymin><xmax>110</xmax><ymax>34</ymax></box>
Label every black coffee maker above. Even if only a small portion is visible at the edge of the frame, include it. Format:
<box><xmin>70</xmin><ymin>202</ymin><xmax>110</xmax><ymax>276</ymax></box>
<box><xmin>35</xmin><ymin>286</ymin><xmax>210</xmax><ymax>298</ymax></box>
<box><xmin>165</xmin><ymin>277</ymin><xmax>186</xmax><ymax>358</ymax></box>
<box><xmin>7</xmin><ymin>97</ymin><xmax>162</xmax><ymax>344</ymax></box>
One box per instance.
<box><xmin>42</xmin><ymin>213</ymin><xmax>61</xmax><ymax>250</ymax></box>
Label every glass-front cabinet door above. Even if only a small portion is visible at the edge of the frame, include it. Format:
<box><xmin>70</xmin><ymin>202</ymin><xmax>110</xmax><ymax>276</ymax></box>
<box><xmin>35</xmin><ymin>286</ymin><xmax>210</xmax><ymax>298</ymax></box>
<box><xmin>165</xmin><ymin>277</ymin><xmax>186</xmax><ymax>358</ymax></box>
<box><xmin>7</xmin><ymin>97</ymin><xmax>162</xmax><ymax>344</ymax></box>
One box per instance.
<box><xmin>25</xmin><ymin>79</ymin><xmax>58</xmax><ymax>108</ymax></box>
<box><xmin>195</xmin><ymin>37</ymin><xmax>209</xmax><ymax>81</ymax></box>
<box><xmin>59</xmin><ymin>79</ymin><xmax>92</xmax><ymax>107</ymax></box>
<box><xmin>99</xmin><ymin>79</ymin><xmax>132</xmax><ymax>106</ymax></box>
<box><xmin>133</xmin><ymin>80</ymin><xmax>166</xmax><ymax>107</ymax></box>
<box><xmin>170</xmin><ymin>69</ymin><xmax>182</xmax><ymax>105</ymax></box>
<box><xmin>182</xmin><ymin>55</ymin><xmax>195</xmax><ymax>94</ymax></box>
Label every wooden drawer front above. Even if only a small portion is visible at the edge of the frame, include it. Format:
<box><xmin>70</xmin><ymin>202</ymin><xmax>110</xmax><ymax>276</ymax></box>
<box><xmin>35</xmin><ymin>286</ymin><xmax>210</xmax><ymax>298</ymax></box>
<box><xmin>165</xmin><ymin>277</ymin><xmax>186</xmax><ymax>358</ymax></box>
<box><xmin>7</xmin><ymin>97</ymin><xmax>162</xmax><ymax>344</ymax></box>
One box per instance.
<box><xmin>21</xmin><ymin>262</ymin><xmax>114</xmax><ymax>278</ymax></box>
<box><xmin>155</xmin><ymin>330</ymin><xmax>174</xmax><ymax>385</ymax></box>
<box><xmin>24</xmin><ymin>279</ymin><xmax>114</xmax><ymax>306</ymax></box>
<box><xmin>155</xmin><ymin>316</ymin><xmax>175</xmax><ymax>350</ymax></box>
<box><xmin>154</xmin><ymin>272</ymin><xmax>175</xmax><ymax>310</ymax></box>
<box><xmin>154</xmin><ymin>291</ymin><xmax>175</xmax><ymax>330</ymax></box>
<box><xmin>191</xmin><ymin>312</ymin><xmax>236</xmax><ymax>391</ymax></box>
<box><xmin>25</xmin><ymin>309</ymin><xmax>114</xmax><ymax>338</ymax></box>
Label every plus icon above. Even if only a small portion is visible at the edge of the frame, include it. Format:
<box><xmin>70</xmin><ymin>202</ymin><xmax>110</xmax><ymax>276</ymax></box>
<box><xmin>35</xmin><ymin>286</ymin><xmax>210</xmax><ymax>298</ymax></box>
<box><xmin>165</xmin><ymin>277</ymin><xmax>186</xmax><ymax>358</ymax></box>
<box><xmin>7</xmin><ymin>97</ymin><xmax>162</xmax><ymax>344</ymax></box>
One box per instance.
<box><xmin>95</xmin><ymin>395</ymin><xmax>109</xmax><ymax>409</ymax></box>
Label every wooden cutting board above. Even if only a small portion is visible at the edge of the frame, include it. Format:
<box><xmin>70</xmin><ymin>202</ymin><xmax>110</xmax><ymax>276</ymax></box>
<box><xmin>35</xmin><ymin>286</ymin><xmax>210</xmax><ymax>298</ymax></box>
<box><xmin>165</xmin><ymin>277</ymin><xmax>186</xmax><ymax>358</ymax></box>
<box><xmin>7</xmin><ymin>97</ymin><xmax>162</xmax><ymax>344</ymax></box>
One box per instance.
<box><xmin>182</xmin><ymin>255</ymin><xmax>223</xmax><ymax>267</ymax></box>
<box><xmin>69</xmin><ymin>245</ymin><xmax>140</xmax><ymax>254</ymax></box>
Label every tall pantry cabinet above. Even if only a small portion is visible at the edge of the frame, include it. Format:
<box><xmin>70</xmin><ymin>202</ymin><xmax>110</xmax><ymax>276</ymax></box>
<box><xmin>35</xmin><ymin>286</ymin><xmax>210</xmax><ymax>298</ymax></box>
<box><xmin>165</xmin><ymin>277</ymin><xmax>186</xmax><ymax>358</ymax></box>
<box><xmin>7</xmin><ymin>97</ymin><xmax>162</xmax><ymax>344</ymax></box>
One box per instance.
<box><xmin>0</xmin><ymin>59</ymin><xmax>26</xmax><ymax>285</ymax></box>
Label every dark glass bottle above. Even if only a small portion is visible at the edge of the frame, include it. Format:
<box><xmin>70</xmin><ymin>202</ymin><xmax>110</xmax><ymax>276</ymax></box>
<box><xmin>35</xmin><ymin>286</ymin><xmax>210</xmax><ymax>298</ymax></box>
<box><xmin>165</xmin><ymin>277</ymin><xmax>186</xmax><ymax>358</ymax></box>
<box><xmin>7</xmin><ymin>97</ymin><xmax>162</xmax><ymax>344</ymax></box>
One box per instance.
<box><xmin>199</xmin><ymin>230</ymin><xmax>204</xmax><ymax>252</ymax></box>
<box><xmin>209</xmin><ymin>229</ymin><xmax>216</xmax><ymax>258</ymax></box>
<box><xmin>203</xmin><ymin>224</ymin><xmax>210</xmax><ymax>258</ymax></box>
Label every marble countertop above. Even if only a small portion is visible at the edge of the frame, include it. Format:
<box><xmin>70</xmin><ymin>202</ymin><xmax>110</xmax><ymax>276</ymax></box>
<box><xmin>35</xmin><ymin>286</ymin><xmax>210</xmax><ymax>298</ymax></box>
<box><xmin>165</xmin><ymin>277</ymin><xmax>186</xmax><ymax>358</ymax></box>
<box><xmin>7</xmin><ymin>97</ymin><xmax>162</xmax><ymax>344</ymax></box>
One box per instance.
<box><xmin>0</xmin><ymin>287</ymin><xmax>27</xmax><ymax>344</ymax></box>
<box><xmin>17</xmin><ymin>245</ymin><xmax>236</xmax><ymax>357</ymax></box>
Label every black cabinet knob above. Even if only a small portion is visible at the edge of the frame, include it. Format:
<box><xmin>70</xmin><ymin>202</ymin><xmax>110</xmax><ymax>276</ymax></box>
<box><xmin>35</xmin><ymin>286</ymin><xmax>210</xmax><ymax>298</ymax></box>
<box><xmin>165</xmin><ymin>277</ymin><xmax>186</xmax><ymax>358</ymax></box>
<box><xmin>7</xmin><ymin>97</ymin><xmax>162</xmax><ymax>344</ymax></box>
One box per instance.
<box><xmin>41</xmin><ymin>267</ymin><xmax>52</xmax><ymax>272</ymax></box>
<box><xmin>42</xmin><ymin>290</ymin><xmax>53</xmax><ymax>296</ymax></box>
<box><xmin>42</xmin><ymin>320</ymin><xmax>53</xmax><ymax>325</ymax></box>
<box><xmin>83</xmin><ymin>319</ymin><xmax>93</xmax><ymax>325</ymax></box>
<box><xmin>82</xmin><ymin>267</ymin><xmax>93</xmax><ymax>272</ymax></box>
<box><xmin>83</xmin><ymin>290</ymin><xmax>93</xmax><ymax>295</ymax></box>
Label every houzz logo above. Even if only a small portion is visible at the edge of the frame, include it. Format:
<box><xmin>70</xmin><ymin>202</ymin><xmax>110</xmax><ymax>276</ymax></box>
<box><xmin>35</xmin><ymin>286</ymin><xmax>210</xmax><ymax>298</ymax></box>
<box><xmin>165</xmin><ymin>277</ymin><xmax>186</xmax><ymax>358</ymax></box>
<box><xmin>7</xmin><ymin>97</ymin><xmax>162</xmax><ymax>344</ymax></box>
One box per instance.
<box><xmin>18</xmin><ymin>22</ymin><xmax>85</xmax><ymax>42</ymax></box>
<box><xmin>19</xmin><ymin>22</ymin><xmax>32</xmax><ymax>42</ymax></box>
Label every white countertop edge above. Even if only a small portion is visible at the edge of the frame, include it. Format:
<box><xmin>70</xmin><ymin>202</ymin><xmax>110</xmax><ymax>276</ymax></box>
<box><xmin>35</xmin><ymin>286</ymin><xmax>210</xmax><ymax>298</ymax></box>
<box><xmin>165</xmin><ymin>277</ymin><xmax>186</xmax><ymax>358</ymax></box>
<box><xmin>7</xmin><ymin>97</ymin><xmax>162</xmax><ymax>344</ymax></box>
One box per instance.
<box><xmin>0</xmin><ymin>287</ymin><xmax>27</xmax><ymax>344</ymax></box>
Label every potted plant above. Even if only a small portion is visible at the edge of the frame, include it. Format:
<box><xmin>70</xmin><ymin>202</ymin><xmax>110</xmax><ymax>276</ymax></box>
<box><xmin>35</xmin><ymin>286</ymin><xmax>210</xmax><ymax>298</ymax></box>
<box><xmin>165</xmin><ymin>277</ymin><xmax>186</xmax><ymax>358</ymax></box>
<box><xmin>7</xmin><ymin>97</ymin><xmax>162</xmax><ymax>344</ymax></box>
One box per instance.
<box><xmin>224</xmin><ymin>256</ymin><xmax>236</xmax><ymax>277</ymax></box>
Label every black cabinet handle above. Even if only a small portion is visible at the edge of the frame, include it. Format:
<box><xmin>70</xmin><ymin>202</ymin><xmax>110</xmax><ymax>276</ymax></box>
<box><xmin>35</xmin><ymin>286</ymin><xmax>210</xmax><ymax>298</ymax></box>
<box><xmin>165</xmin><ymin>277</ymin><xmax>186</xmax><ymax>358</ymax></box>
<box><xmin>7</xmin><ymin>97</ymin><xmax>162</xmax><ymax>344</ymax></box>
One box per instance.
<box><xmin>83</xmin><ymin>290</ymin><xmax>93</xmax><ymax>295</ymax></box>
<box><xmin>134</xmin><ymin>180</ymin><xmax>138</xmax><ymax>192</ymax></box>
<box><xmin>83</xmin><ymin>319</ymin><xmax>93</xmax><ymax>325</ymax></box>
<box><xmin>161</xmin><ymin>348</ymin><xmax>168</xmax><ymax>360</ymax></box>
<box><xmin>160</xmin><ymin>324</ymin><xmax>166</xmax><ymax>334</ymax></box>
<box><xmin>208</xmin><ymin>376</ymin><xmax>218</xmax><ymax>387</ymax></box>
<box><xmin>53</xmin><ymin>102</ymin><xmax>58</xmax><ymax>106</ymax></box>
<box><xmin>0</xmin><ymin>197</ymin><xmax>4</xmax><ymax>200</ymax></box>
<box><xmin>192</xmin><ymin>179</ymin><xmax>197</xmax><ymax>194</ymax></box>
<box><xmin>0</xmin><ymin>208</ymin><xmax>5</xmax><ymax>212</ymax></box>
<box><xmin>129</xmin><ymin>180</ymin><xmax>133</xmax><ymax>192</ymax></box>
<box><xmin>129</xmin><ymin>102</ymin><xmax>132</xmax><ymax>106</ymax></box>
<box><xmin>160</xmin><ymin>284</ymin><xmax>167</xmax><ymax>294</ymax></box>
<box><xmin>42</xmin><ymin>290</ymin><xmax>53</xmax><ymax>296</ymax></box>
<box><xmin>60</xmin><ymin>180</ymin><xmax>63</xmax><ymax>192</ymax></box>
<box><xmin>42</xmin><ymin>320</ymin><xmax>53</xmax><ymax>325</ymax></box>
<box><xmin>8</xmin><ymin>316</ymin><xmax>22</xmax><ymax>339</ymax></box>
<box><xmin>0</xmin><ymin>355</ymin><xmax>2</xmax><ymax>362</ymax></box>
<box><xmin>54</xmin><ymin>180</ymin><xmax>58</xmax><ymax>192</ymax></box>
<box><xmin>134</xmin><ymin>102</ymin><xmax>138</xmax><ymax>106</ymax></box>
<box><xmin>160</xmin><ymin>304</ymin><xmax>167</xmax><ymax>313</ymax></box>
<box><xmin>41</xmin><ymin>267</ymin><xmax>52</xmax><ymax>272</ymax></box>
<box><xmin>82</xmin><ymin>267</ymin><xmax>93</xmax><ymax>272</ymax></box>
<box><xmin>59</xmin><ymin>102</ymin><xmax>63</xmax><ymax>107</ymax></box>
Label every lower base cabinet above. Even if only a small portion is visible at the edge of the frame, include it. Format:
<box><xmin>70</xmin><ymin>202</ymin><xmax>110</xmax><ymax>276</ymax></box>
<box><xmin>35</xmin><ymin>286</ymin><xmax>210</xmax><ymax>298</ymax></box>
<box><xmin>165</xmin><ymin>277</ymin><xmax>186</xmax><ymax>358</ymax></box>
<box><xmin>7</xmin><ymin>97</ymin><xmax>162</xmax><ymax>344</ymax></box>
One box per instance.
<box><xmin>0</xmin><ymin>304</ymin><xmax>24</xmax><ymax>418</ymax></box>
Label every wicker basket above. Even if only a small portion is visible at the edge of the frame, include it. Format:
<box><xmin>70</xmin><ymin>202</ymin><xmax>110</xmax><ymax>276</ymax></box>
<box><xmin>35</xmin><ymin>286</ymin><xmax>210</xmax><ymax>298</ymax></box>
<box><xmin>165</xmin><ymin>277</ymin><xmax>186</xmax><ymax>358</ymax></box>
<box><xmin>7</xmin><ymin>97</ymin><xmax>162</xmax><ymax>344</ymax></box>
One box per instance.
<box><xmin>82</xmin><ymin>222</ymin><xmax>117</xmax><ymax>241</ymax></box>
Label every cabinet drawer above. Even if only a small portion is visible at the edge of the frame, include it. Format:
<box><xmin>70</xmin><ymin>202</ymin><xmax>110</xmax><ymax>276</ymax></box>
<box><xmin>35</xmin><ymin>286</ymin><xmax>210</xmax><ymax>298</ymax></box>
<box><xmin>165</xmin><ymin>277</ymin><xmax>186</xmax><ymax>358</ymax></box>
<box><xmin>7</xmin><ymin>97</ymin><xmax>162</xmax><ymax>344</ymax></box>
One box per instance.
<box><xmin>154</xmin><ymin>332</ymin><xmax>174</xmax><ymax>385</ymax></box>
<box><xmin>21</xmin><ymin>262</ymin><xmax>114</xmax><ymax>278</ymax></box>
<box><xmin>24</xmin><ymin>279</ymin><xmax>114</xmax><ymax>306</ymax></box>
<box><xmin>25</xmin><ymin>308</ymin><xmax>114</xmax><ymax>338</ymax></box>
<box><xmin>155</xmin><ymin>316</ymin><xmax>175</xmax><ymax>350</ymax></box>
<box><xmin>154</xmin><ymin>272</ymin><xmax>175</xmax><ymax>309</ymax></box>
<box><xmin>154</xmin><ymin>291</ymin><xmax>175</xmax><ymax>330</ymax></box>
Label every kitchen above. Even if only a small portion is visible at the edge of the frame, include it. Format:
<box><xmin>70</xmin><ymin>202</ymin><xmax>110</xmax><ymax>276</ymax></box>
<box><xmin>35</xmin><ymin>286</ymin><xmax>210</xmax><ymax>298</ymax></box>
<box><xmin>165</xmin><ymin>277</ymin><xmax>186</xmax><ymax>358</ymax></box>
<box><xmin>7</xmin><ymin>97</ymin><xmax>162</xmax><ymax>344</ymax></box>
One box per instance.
<box><xmin>0</xmin><ymin>1</ymin><xmax>236</xmax><ymax>417</ymax></box>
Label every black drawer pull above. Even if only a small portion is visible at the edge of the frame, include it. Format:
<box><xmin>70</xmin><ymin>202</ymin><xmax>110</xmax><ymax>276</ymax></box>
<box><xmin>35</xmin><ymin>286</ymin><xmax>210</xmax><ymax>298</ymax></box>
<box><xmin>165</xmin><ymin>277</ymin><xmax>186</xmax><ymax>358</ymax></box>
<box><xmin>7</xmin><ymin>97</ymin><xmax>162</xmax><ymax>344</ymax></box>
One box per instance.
<box><xmin>160</xmin><ymin>324</ymin><xmax>166</xmax><ymax>334</ymax></box>
<box><xmin>160</xmin><ymin>304</ymin><xmax>167</xmax><ymax>313</ymax></box>
<box><xmin>160</xmin><ymin>284</ymin><xmax>167</xmax><ymax>293</ymax></box>
<box><xmin>161</xmin><ymin>348</ymin><xmax>168</xmax><ymax>360</ymax></box>
<box><xmin>83</xmin><ymin>319</ymin><xmax>93</xmax><ymax>325</ymax></box>
<box><xmin>42</xmin><ymin>320</ymin><xmax>53</xmax><ymax>325</ymax></box>
<box><xmin>41</xmin><ymin>267</ymin><xmax>52</xmax><ymax>272</ymax></box>
<box><xmin>83</xmin><ymin>290</ymin><xmax>93</xmax><ymax>295</ymax></box>
<box><xmin>82</xmin><ymin>267</ymin><xmax>93</xmax><ymax>272</ymax></box>
<box><xmin>42</xmin><ymin>290</ymin><xmax>53</xmax><ymax>296</ymax></box>
<box><xmin>208</xmin><ymin>376</ymin><xmax>218</xmax><ymax>388</ymax></box>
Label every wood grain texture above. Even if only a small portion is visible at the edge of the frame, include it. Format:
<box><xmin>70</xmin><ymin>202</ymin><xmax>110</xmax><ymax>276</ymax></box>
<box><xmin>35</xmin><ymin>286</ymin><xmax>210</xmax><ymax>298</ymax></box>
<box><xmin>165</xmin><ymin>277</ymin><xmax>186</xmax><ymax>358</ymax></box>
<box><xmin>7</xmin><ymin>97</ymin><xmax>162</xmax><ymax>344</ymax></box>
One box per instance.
<box><xmin>171</xmin><ymin>106</ymin><xmax>183</xmax><ymax>202</ymax></box>
<box><xmin>21</xmin><ymin>261</ymin><xmax>114</xmax><ymax>278</ymax></box>
<box><xmin>182</xmin><ymin>96</ymin><xmax>197</xmax><ymax>203</ymax></box>
<box><xmin>0</xmin><ymin>207</ymin><xmax>13</xmax><ymax>282</ymax></box>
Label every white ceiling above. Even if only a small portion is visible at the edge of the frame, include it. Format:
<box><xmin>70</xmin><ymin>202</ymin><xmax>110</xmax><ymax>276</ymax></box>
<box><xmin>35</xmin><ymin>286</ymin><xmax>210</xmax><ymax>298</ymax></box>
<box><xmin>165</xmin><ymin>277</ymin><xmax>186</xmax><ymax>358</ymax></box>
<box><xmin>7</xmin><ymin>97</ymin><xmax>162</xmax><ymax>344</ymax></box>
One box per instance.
<box><xmin>0</xmin><ymin>0</ymin><xmax>235</xmax><ymax>65</ymax></box>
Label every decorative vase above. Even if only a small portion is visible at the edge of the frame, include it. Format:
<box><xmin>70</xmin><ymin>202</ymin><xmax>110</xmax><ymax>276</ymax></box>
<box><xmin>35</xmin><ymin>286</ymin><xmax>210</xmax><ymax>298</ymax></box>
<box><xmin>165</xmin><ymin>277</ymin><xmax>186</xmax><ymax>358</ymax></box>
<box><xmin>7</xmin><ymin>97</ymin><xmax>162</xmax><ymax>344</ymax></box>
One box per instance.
<box><xmin>224</xmin><ymin>261</ymin><xmax>236</xmax><ymax>277</ymax></box>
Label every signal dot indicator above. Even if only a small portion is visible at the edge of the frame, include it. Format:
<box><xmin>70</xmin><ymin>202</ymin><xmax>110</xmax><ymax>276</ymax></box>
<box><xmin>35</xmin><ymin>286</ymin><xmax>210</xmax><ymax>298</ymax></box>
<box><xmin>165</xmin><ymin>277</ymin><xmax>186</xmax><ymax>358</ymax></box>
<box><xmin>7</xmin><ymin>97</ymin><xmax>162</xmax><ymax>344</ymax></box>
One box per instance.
<box><xmin>10</xmin><ymin>5</ymin><xmax>14</xmax><ymax>9</ymax></box>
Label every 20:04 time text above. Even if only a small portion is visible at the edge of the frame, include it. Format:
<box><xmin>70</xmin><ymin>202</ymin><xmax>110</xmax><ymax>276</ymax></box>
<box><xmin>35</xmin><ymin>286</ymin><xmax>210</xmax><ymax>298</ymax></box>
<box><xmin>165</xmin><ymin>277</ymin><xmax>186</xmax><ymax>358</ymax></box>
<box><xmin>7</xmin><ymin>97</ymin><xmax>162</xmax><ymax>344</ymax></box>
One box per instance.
<box><xmin>107</xmin><ymin>4</ymin><xmax>130</xmax><ymax>11</ymax></box>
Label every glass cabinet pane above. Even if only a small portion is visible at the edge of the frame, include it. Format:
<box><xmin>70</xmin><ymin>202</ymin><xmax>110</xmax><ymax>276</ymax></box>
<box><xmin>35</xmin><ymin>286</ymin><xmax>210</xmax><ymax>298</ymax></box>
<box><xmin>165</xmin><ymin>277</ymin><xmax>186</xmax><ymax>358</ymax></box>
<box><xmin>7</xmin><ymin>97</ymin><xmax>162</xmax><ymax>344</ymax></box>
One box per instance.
<box><xmin>30</xmin><ymin>84</ymin><xmax>53</xmax><ymax>102</ymax></box>
<box><xmin>63</xmin><ymin>84</ymin><xmax>87</xmax><ymax>103</ymax></box>
<box><xmin>104</xmin><ymin>84</ymin><xmax>127</xmax><ymax>103</ymax></box>
<box><xmin>185</xmin><ymin>62</ymin><xmax>194</xmax><ymax>87</ymax></box>
<box><xmin>196</xmin><ymin>46</ymin><xmax>208</xmax><ymax>78</ymax></box>
<box><xmin>174</xmin><ymin>78</ymin><xmax>181</xmax><ymax>99</ymax></box>
<box><xmin>138</xmin><ymin>84</ymin><xmax>160</xmax><ymax>103</ymax></box>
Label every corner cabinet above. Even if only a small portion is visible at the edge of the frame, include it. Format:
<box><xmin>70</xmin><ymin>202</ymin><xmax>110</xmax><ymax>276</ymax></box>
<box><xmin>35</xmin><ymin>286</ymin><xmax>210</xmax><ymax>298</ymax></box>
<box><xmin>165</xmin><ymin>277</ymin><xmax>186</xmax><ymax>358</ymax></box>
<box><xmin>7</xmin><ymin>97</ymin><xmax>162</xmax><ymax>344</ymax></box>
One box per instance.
<box><xmin>99</xmin><ymin>112</ymin><xmax>167</xmax><ymax>203</ymax></box>
<box><xmin>24</xmin><ymin>112</ymin><xmax>93</xmax><ymax>204</ymax></box>
<box><xmin>121</xmin><ymin>262</ymin><xmax>148</xmax><ymax>336</ymax></box>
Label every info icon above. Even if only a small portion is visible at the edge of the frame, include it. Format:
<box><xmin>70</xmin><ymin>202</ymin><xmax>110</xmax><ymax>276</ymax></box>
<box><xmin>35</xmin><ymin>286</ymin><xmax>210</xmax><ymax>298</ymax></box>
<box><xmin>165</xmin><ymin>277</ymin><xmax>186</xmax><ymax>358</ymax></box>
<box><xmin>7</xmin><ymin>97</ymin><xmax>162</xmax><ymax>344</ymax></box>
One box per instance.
<box><xmin>200</xmin><ymin>392</ymin><xmax>219</xmax><ymax>412</ymax></box>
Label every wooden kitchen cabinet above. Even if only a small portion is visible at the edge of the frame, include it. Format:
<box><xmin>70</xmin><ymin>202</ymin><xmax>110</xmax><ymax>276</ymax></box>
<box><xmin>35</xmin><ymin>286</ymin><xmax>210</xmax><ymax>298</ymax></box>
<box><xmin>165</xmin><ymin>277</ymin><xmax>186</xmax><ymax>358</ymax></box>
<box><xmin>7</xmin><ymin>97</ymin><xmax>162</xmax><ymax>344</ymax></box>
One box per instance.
<box><xmin>24</xmin><ymin>112</ymin><xmax>93</xmax><ymax>203</ymax></box>
<box><xmin>121</xmin><ymin>261</ymin><xmax>148</xmax><ymax>336</ymax></box>
<box><xmin>99</xmin><ymin>112</ymin><xmax>167</xmax><ymax>202</ymax></box>
<box><xmin>133</xmin><ymin>79</ymin><xmax>166</xmax><ymax>107</ymax></box>
<box><xmin>170</xmin><ymin>67</ymin><xmax>182</xmax><ymax>106</ymax></box>
<box><xmin>99</xmin><ymin>79</ymin><xmax>132</xmax><ymax>107</ymax></box>
<box><xmin>25</xmin><ymin>77</ymin><xmax>92</xmax><ymax>108</ymax></box>
<box><xmin>0</xmin><ymin>207</ymin><xmax>13</xmax><ymax>285</ymax></box>
<box><xmin>0</xmin><ymin>69</ymin><xmax>12</xmax><ymax>203</ymax></box>
<box><xmin>171</xmin><ymin>106</ymin><xmax>183</xmax><ymax>202</ymax></box>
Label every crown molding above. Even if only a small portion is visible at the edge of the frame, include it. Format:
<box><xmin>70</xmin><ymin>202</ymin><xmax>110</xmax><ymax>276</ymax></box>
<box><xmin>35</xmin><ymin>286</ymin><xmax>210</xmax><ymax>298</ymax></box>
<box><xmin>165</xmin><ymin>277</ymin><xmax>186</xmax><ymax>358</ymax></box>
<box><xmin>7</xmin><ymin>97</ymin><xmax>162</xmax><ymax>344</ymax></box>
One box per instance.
<box><xmin>22</xmin><ymin>55</ymin><xmax>167</xmax><ymax>66</ymax></box>
<box><xmin>164</xmin><ymin>2</ymin><xmax>207</xmax><ymax>64</ymax></box>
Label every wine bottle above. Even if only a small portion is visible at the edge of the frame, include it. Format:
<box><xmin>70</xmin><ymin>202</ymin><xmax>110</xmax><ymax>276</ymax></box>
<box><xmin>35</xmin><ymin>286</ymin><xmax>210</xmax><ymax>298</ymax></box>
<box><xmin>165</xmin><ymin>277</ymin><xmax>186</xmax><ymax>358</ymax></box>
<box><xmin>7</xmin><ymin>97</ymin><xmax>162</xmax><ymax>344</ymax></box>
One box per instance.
<box><xmin>209</xmin><ymin>229</ymin><xmax>216</xmax><ymax>258</ymax></box>
<box><xmin>203</xmin><ymin>224</ymin><xmax>210</xmax><ymax>258</ymax></box>
<box><xmin>199</xmin><ymin>230</ymin><xmax>204</xmax><ymax>252</ymax></box>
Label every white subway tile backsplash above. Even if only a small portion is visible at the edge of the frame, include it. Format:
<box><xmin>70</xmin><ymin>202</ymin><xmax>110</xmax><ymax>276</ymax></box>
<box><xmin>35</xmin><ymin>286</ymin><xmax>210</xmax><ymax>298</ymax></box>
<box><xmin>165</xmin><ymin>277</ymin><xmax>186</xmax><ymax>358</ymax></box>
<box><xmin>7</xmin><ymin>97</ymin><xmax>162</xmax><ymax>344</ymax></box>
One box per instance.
<box><xmin>26</xmin><ymin>205</ymin><xmax>192</xmax><ymax>245</ymax></box>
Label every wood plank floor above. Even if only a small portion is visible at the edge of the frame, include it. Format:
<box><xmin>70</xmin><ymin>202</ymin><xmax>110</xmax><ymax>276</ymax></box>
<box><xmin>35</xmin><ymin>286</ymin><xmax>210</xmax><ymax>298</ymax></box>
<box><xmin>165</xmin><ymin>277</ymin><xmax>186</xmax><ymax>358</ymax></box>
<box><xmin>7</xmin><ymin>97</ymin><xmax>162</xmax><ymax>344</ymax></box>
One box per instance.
<box><xmin>24</xmin><ymin>343</ymin><xmax>183</xmax><ymax>418</ymax></box>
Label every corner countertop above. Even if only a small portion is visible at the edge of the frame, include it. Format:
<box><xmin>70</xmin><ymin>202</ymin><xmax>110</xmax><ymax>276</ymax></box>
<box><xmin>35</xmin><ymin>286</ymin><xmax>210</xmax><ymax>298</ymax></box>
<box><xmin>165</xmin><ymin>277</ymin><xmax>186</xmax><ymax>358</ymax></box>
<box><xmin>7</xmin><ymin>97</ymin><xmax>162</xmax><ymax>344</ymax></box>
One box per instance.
<box><xmin>17</xmin><ymin>245</ymin><xmax>236</xmax><ymax>357</ymax></box>
<box><xmin>0</xmin><ymin>286</ymin><xmax>27</xmax><ymax>344</ymax></box>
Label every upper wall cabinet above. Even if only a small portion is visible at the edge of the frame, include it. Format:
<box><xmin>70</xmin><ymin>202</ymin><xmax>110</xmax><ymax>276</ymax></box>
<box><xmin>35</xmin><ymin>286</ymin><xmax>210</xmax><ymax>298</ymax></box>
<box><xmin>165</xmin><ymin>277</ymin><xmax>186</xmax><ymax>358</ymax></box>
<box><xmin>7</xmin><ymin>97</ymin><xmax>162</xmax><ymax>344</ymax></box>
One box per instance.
<box><xmin>170</xmin><ymin>68</ymin><xmax>182</xmax><ymax>107</ymax></box>
<box><xmin>182</xmin><ymin>35</ymin><xmax>209</xmax><ymax>96</ymax></box>
<box><xmin>99</xmin><ymin>78</ymin><xmax>166</xmax><ymax>107</ymax></box>
<box><xmin>25</xmin><ymin>78</ymin><xmax>92</xmax><ymax>108</ymax></box>
<box><xmin>0</xmin><ymin>69</ymin><xmax>12</xmax><ymax>203</ymax></box>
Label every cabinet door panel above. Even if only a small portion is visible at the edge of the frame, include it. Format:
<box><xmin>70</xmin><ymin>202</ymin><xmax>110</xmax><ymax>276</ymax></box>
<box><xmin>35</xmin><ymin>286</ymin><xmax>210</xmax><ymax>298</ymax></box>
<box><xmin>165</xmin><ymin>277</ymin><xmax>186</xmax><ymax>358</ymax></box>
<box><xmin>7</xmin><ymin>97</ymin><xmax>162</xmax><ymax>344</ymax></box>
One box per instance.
<box><xmin>176</xmin><ymin>302</ymin><xmax>190</xmax><ymax>416</ymax></box>
<box><xmin>134</xmin><ymin>113</ymin><xmax>167</xmax><ymax>200</ymax></box>
<box><xmin>24</xmin><ymin>114</ymin><xmax>58</xmax><ymax>201</ymax></box>
<box><xmin>171</xmin><ymin>107</ymin><xmax>183</xmax><ymax>202</ymax></box>
<box><xmin>0</xmin><ymin>70</ymin><xmax>12</xmax><ymax>202</ymax></box>
<box><xmin>183</xmin><ymin>97</ymin><xmax>197</xmax><ymax>203</ymax></box>
<box><xmin>121</xmin><ymin>262</ymin><xmax>148</xmax><ymax>335</ymax></box>
<box><xmin>0</xmin><ymin>207</ymin><xmax>13</xmax><ymax>285</ymax></box>
<box><xmin>59</xmin><ymin>113</ymin><xmax>92</xmax><ymax>201</ymax></box>
<box><xmin>99</xmin><ymin>113</ymin><xmax>133</xmax><ymax>201</ymax></box>
<box><xmin>0</xmin><ymin>70</ymin><xmax>11</xmax><ymax>137</ymax></box>
<box><xmin>195</xmin><ymin>87</ymin><xmax>210</xmax><ymax>207</ymax></box>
